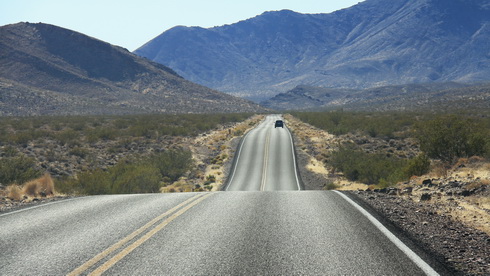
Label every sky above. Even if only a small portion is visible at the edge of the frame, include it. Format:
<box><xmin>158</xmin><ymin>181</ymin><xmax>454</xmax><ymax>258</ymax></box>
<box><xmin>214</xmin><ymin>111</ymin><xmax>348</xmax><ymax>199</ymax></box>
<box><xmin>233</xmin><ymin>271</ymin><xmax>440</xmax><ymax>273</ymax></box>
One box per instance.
<box><xmin>0</xmin><ymin>0</ymin><xmax>364</xmax><ymax>51</ymax></box>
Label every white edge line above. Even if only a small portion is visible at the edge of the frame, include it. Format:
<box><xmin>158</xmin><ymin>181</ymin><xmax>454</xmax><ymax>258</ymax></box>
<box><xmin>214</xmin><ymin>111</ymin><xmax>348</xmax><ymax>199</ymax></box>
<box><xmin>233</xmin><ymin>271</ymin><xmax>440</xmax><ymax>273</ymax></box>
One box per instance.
<box><xmin>285</xmin><ymin>126</ymin><xmax>301</xmax><ymax>191</ymax></box>
<box><xmin>334</xmin><ymin>191</ymin><xmax>439</xmax><ymax>276</ymax></box>
<box><xmin>225</xmin><ymin>121</ymin><xmax>256</xmax><ymax>191</ymax></box>
<box><xmin>0</xmin><ymin>197</ymin><xmax>83</xmax><ymax>218</ymax></box>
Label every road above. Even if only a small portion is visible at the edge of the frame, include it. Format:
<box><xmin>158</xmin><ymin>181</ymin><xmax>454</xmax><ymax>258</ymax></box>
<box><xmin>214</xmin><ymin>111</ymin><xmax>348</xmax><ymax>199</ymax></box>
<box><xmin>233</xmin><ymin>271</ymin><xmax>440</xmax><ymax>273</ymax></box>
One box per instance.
<box><xmin>0</xmin><ymin>115</ymin><xmax>445</xmax><ymax>275</ymax></box>
<box><xmin>225</xmin><ymin>115</ymin><xmax>300</xmax><ymax>191</ymax></box>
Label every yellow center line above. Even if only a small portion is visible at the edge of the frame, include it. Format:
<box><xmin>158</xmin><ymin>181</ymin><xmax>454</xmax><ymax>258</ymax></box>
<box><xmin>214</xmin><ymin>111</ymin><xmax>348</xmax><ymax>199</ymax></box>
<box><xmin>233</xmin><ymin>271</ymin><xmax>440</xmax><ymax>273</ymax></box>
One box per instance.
<box><xmin>260</xmin><ymin>128</ymin><xmax>271</xmax><ymax>191</ymax></box>
<box><xmin>89</xmin><ymin>193</ymin><xmax>213</xmax><ymax>276</ymax></box>
<box><xmin>67</xmin><ymin>193</ymin><xmax>209</xmax><ymax>276</ymax></box>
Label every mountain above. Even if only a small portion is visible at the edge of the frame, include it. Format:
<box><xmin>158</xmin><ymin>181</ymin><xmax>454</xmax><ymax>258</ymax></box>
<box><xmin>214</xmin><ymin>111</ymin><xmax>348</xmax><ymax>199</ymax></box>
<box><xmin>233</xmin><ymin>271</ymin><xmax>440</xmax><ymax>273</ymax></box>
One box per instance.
<box><xmin>0</xmin><ymin>22</ymin><xmax>265</xmax><ymax>116</ymax></box>
<box><xmin>135</xmin><ymin>0</ymin><xmax>490</xmax><ymax>102</ymax></box>
<box><xmin>262</xmin><ymin>82</ymin><xmax>490</xmax><ymax>112</ymax></box>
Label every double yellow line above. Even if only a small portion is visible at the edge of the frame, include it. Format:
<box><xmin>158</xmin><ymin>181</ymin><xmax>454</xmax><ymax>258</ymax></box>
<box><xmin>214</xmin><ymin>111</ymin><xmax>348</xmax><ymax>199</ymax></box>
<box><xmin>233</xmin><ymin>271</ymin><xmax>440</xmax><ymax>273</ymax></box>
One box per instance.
<box><xmin>68</xmin><ymin>193</ymin><xmax>212</xmax><ymax>276</ymax></box>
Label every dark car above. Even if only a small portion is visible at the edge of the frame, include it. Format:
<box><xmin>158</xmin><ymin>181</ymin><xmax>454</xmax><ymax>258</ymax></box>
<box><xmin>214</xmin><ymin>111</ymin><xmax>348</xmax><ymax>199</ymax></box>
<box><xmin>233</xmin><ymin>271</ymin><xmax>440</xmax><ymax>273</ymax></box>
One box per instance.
<box><xmin>274</xmin><ymin>120</ymin><xmax>284</xmax><ymax>128</ymax></box>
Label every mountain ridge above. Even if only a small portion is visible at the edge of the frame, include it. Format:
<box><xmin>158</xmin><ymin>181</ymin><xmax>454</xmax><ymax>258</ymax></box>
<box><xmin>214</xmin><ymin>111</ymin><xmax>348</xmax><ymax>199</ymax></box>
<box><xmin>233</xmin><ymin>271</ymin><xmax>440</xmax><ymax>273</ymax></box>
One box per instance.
<box><xmin>135</xmin><ymin>0</ymin><xmax>490</xmax><ymax>101</ymax></box>
<box><xmin>0</xmin><ymin>22</ymin><xmax>265</xmax><ymax>116</ymax></box>
<box><xmin>261</xmin><ymin>82</ymin><xmax>490</xmax><ymax>112</ymax></box>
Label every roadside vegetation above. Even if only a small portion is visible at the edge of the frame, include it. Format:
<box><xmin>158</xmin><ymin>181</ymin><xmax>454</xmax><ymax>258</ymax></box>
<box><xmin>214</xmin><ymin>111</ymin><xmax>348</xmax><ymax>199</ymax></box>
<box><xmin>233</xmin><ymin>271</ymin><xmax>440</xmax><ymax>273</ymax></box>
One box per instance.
<box><xmin>0</xmin><ymin>113</ymin><xmax>253</xmax><ymax>145</ymax></box>
<box><xmin>0</xmin><ymin>113</ymin><xmax>253</xmax><ymax>198</ymax></box>
<box><xmin>292</xmin><ymin>111</ymin><xmax>490</xmax><ymax>187</ymax></box>
<box><xmin>55</xmin><ymin>150</ymin><xmax>193</xmax><ymax>195</ymax></box>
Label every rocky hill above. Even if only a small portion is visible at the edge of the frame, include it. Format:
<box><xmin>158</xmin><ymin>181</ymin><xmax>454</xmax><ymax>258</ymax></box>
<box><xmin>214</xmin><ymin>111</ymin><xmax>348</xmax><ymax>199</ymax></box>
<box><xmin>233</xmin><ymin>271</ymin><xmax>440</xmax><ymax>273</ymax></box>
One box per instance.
<box><xmin>262</xmin><ymin>82</ymin><xmax>490</xmax><ymax>111</ymax></box>
<box><xmin>135</xmin><ymin>0</ymin><xmax>490</xmax><ymax>101</ymax></box>
<box><xmin>0</xmin><ymin>22</ymin><xmax>265</xmax><ymax>116</ymax></box>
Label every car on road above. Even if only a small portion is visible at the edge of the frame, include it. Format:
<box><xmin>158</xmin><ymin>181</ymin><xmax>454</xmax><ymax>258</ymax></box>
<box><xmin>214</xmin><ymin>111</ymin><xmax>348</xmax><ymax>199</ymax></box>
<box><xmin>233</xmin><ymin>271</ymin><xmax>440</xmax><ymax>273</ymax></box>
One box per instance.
<box><xmin>274</xmin><ymin>120</ymin><xmax>284</xmax><ymax>128</ymax></box>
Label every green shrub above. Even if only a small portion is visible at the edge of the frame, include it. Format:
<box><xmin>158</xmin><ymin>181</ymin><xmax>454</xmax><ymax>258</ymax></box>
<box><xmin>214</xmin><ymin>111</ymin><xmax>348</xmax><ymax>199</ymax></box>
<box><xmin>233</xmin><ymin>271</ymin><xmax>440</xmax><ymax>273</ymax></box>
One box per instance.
<box><xmin>206</xmin><ymin>174</ymin><xmax>216</xmax><ymax>183</ymax></box>
<box><xmin>69</xmin><ymin>147</ymin><xmax>90</xmax><ymax>158</ymax></box>
<box><xmin>86</xmin><ymin>128</ymin><xmax>118</xmax><ymax>143</ymax></box>
<box><xmin>110</xmin><ymin>162</ymin><xmax>162</xmax><ymax>194</ymax></box>
<box><xmin>330</xmin><ymin>145</ymin><xmax>406</xmax><ymax>185</ymax></box>
<box><xmin>324</xmin><ymin>180</ymin><xmax>338</xmax><ymax>190</ymax></box>
<box><xmin>55</xmin><ymin>129</ymin><xmax>80</xmax><ymax>146</ymax></box>
<box><xmin>291</xmin><ymin>111</ymin><xmax>414</xmax><ymax>138</ymax></box>
<box><xmin>403</xmin><ymin>154</ymin><xmax>431</xmax><ymax>177</ymax></box>
<box><xmin>75</xmin><ymin>169</ymin><xmax>112</xmax><ymax>195</ymax></box>
<box><xmin>57</xmin><ymin>150</ymin><xmax>193</xmax><ymax>195</ymax></box>
<box><xmin>151</xmin><ymin>150</ymin><xmax>193</xmax><ymax>182</ymax></box>
<box><xmin>0</xmin><ymin>155</ymin><xmax>42</xmax><ymax>185</ymax></box>
<box><xmin>414</xmin><ymin>115</ymin><xmax>489</xmax><ymax>164</ymax></box>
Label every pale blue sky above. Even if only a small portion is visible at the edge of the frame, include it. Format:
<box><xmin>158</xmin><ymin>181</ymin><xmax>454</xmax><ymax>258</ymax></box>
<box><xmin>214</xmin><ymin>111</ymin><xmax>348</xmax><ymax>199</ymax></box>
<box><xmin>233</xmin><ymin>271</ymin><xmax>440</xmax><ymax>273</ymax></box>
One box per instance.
<box><xmin>1</xmin><ymin>0</ymin><xmax>364</xmax><ymax>51</ymax></box>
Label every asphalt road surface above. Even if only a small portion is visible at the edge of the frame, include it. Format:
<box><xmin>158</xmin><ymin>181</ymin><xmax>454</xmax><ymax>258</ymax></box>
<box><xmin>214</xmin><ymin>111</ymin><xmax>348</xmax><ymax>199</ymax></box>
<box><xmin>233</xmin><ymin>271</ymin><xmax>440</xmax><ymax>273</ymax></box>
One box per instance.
<box><xmin>225</xmin><ymin>115</ymin><xmax>300</xmax><ymax>191</ymax></box>
<box><xmin>0</xmin><ymin>116</ymin><xmax>446</xmax><ymax>275</ymax></box>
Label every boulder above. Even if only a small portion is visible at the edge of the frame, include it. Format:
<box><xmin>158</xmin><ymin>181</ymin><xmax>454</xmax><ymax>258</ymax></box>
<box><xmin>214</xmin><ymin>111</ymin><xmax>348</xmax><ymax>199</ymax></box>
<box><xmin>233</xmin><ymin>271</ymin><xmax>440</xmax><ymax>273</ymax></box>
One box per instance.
<box><xmin>420</xmin><ymin>193</ymin><xmax>432</xmax><ymax>201</ymax></box>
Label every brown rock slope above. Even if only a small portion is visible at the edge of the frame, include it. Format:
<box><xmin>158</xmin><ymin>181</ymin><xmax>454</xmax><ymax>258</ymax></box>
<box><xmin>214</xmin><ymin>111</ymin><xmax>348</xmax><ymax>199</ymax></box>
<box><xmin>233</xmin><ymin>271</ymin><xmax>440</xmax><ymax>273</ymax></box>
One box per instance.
<box><xmin>0</xmin><ymin>22</ymin><xmax>265</xmax><ymax>115</ymax></box>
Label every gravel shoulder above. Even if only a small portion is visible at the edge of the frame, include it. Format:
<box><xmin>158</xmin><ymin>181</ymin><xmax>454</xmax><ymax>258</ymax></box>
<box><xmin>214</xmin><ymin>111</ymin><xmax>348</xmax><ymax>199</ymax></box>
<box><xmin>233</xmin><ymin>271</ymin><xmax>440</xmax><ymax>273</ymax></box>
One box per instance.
<box><xmin>285</xmin><ymin>114</ymin><xmax>490</xmax><ymax>275</ymax></box>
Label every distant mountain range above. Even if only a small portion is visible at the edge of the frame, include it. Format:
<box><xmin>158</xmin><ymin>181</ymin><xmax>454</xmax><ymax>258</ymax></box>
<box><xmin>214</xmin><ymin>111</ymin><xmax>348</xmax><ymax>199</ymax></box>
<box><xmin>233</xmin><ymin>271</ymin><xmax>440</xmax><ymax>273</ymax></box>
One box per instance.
<box><xmin>135</xmin><ymin>0</ymin><xmax>490</xmax><ymax>102</ymax></box>
<box><xmin>0</xmin><ymin>22</ymin><xmax>265</xmax><ymax>116</ymax></box>
<box><xmin>261</xmin><ymin>82</ymin><xmax>490</xmax><ymax>112</ymax></box>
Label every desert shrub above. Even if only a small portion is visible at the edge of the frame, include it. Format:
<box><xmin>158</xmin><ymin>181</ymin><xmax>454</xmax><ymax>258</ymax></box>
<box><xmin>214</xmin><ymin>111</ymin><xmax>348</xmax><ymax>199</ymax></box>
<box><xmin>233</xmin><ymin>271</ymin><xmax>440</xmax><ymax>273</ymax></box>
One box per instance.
<box><xmin>292</xmin><ymin>111</ymin><xmax>415</xmax><ymax>138</ymax></box>
<box><xmin>330</xmin><ymin>145</ymin><xmax>406</xmax><ymax>185</ymax></box>
<box><xmin>55</xmin><ymin>129</ymin><xmax>80</xmax><ymax>146</ymax></box>
<box><xmin>6</xmin><ymin>185</ymin><xmax>23</xmax><ymax>200</ymax></box>
<box><xmin>324</xmin><ymin>180</ymin><xmax>338</xmax><ymax>190</ymax></box>
<box><xmin>150</xmin><ymin>150</ymin><xmax>193</xmax><ymax>182</ymax></box>
<box><xmin>0</xmin><ymin>155</ymin><xmax>41</xmax><ymax>185</ymax></box>
<box><xmin>74</xmin><ymin>169</ymin><xmax>112</xmax><ymax>195</ymax></box>
<box><xmin>86</xmin><ymin>127</ymin><xmax>118</xmax><ymax>143</ymax></box>
<box><xmin>57</xmin><ymin>150</ymin><xmax>193</xmax><ymax>195</ymax></box>
<box><xmin>23</xmin><ymin>180</ymin><xmax>38</xmax><ymax>196</ymax></box>
<box><xmin>22</xmin><ymin>174</ymin><xmax>55</xmax><ymax>197</ymax></box>
<box><xmin>69</xmin><ymin>147</ymin><xmax>90</xmax><ymax>158</ymax></box>
<box><xmin>330</xmin><ymin>146</ymin><xmax>441</xmax><ymax>186</ymax></box>
<box><xmin>110</xmin><ymin>161</ymin><xmax>162</xmax><ymax>194</ymax></box>
<box><xmin>6</xmin><ymin>131</ymin><xmax>34</xmax><ymax>146</ymax></box>
<box><xmin>403</xmin><ymin>153</ymin><xmax>431</xmax><ymax>177</ymax></box>
<box><xmin>2</xmin><ymin>145</ymin><xmax>18</xmax><ymax>157</ymax></box>
<box><xmin>414</xmin><ymin>115</ymin><xmax>489</xmax><ymax>164</ymax></box>
<box><xmin>206</xmin><ymin>175</ymin><xmax>216</xmax><ymax>183</ymax></box>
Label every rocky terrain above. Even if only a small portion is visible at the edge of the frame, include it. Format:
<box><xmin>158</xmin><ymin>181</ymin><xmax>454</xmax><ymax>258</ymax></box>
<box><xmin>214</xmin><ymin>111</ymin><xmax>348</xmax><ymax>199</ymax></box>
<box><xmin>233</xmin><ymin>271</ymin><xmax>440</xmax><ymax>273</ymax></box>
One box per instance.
<box><xmin>286</xmin><ymin>114</ymin><xmax>490</xmax><ymax>275</ymax></box>
<box><xmin>136</xmin><ymin>0</ymin><xmax>490</xmax><ymax>101</ymax></box>
<box><xmin>2</xmin><ymin>114</ymin><xmax>489</xmax><ymax>274</ymax></box>
<box><xmin>0</xmin><ymin>115</ymin><xmax>263</xmax><ymax>210</ymax></box>
<box><xmin>263</xmin><ymin>82</ymin><xmax>490</xmax><ymax>112</ymax></box>
<box><xmin>0</xmin><ymin>22</ymin><xmax>265</xmax><ymax>115</ymax></box>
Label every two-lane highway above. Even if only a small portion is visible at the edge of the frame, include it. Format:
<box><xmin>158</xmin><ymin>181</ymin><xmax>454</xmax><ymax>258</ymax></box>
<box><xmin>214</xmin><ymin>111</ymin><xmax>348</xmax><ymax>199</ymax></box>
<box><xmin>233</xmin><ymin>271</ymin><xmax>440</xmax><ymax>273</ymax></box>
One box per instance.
<box><xmin>0</xmin><ymin>115</ymin><xmax>447</xmax><ymax>275</ymax></box>
<box><xmin>0</xmin><ymin>192</ymin><xmax>441</xmax><ymax>275</ymax></box>
<box><xmin>226</xmin><ymin>115</ymin><xmax>300</xmax><ymax>191</ymax></box>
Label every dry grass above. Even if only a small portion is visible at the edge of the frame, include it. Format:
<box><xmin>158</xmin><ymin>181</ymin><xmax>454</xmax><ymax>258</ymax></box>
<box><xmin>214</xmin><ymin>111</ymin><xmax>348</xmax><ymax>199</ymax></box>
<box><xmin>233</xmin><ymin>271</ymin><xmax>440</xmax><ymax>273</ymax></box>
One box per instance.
<box><xmin>22</xmin><ymin>173</ymin><xmax>55</xmax><ymax>197</ymax></box>
<box><xmin>1</xmin><ymin>174</ymin><xmax>56</xmax><ymax>201</ymax></box>
<box><xmin>6</xmin><ymin>185</ymin><xmax>23</xmax><ymax>201</ymax></box>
